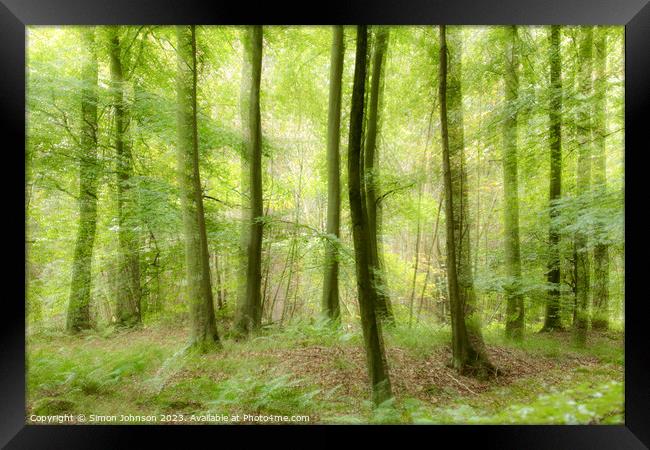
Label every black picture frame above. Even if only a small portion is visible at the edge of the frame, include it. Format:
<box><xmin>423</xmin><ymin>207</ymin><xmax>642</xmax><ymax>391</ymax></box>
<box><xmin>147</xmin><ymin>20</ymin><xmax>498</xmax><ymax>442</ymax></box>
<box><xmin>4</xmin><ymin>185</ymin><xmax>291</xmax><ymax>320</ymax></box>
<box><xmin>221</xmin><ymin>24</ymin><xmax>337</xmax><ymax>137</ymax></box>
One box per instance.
<box><xmin>2</xmin><ymin>0</ymin><xmax>648</xmax><ymax>447</ymax></box>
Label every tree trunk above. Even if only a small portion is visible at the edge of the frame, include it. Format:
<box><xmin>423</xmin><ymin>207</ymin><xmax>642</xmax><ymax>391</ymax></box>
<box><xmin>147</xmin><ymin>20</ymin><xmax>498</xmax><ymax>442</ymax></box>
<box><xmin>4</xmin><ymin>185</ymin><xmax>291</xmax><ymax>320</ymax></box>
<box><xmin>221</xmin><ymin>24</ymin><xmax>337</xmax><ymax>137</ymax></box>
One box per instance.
<box><xmin>439</xmin><ymin>25</ymin><xmax>495</xmax><ymax>376</ymax></box>
<box><xmin>365</xmin><ymin>26</ymin><xmax>394</xmax><ymax>325</ymax></box>
<box><xmin>109</xmin><ymin>26</ymin><xmax>141</xmax><ymax>328</ymax></box>
<box><xmin>321</xmin><ymin>25</ymin><xmax>344</xmax><ymax>322</ymax></box>
<box><xmin>502</xmin><ymin>26</ymin><xmax>524</xmax><ymax>340</ymax></box>
<box><xmin>417</xmin><ymin>194</ymin><xmax>443</xmax><ymax>323</ymax></box>
<box><xmin>408</xmin><ymin>186</ymin><xmax>423</xmax><ymax>327</ymax></box>
<box><xmin>261</xmin><ymin>226</ymin><xmax>272</xmax><ymax>314</ymax></box>
<box><xmin>573</xmin><ymin>26</ymin><xmax>593</xmax><ymax>347</ymax></box>
<box><xmin>592</xmin><ymin>29</ymin><xmax>609</xmax><ymax>331</ymax></box>
<box><xmin>213</xmin><ymin>250</ymin><xmax>224</xmax><ymax>310</ymax></box>
<box><xmin>176</xmin><ymin>25</ymin><xmax>220</xmax><ymax>351</ymax></box>
<box><xmin>66</xmin><ymin>27</ymin><xmax>99</xmax><ymax>332</ymax></box>
<box><xmin>541</xmin><ymin>26</ymin><xmax>564</xmax><ymax>332</ymax></box>
<box><xmin>348</xmin><ymin>25</ymin><xmax>392</xmax><ymax>405</ymax></box>
<box><xmin>237</xmin><ymin>27</ymin><xmax>252</xmax><ymax>329</ymax></box>
<box><xmin>235</xmin><ymin>26</ymin><xmax>264</xmax><ymax>335</ymax></box>
<box><xmin>220</xmin><ymin>253</ymin><xmax>228</xmax><ymax>306</ymax></box>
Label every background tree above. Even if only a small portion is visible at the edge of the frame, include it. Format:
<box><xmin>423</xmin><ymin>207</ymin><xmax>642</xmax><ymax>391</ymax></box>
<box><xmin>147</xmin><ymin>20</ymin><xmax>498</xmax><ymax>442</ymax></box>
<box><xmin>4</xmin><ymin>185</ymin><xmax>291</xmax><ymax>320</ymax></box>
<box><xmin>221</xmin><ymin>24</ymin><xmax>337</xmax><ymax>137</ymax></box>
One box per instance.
<box><xmin>541</xmin><ymin>25</ymin><xmax>564</xmax><ymax>332</ymax></box>
<box><xmin>573</xmin><ymin>26</ymin><xmax>593</xmax><ymax>347</ymax></box>
<box><xmin>501</xmin><ymin>25</ymin><xmax>524</xmax><ymax>340</ymax></box>
<box><xmin>321</xmin><ymin>25</ymin><xmax>344</xmax><ymax>322</ymax></box>
<box><xmin>65</xmin><ymin>27</ymin><xmax>99</xmax><ymax>332</ymax></box>
<box><xmin>236</xmin><ymin>28</ymin><xmax>253</xmax><ymax>328</ymax></box>
<box><xmin>235</xmin><ymin>26</ymin><xmax>264</xmax><ymax>335</ymax></box>
<box><xmin>439</xmin><ymin>25</ymin><xmax>495</xmax><ymax>375</ymax></box>
<box><xmin>109</xmin><ymin>26</ymin><xmax>142</xmax><ymax>327</ymax></box>
<box><xmin>365</xmin><ymin>26</ymin><xmax>394</xmax><ymax>325</ymax></box>
<box><xmin>348</xmin><ymin>25</ymin><xmax>392</xmax><ymax>405</ymax></box>
<box><xmin>176</xmin><ymin>25</ymin><xmax>220</xmax><ymax>351</ymax></box>
<box><xmin>591</xmin><ymin>28</ymin><xmax>609</xmax><ymax>331</ymax></box>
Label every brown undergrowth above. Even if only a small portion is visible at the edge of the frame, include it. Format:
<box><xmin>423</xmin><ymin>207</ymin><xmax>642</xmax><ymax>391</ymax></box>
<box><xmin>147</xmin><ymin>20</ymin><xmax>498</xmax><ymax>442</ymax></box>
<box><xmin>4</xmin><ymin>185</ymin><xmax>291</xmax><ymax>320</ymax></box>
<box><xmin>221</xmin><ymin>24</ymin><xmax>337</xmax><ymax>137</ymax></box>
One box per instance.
<box><xmin>268</xmin><ymin>344</ymin><xmax>600</xmax><ymax>401</ymax></box>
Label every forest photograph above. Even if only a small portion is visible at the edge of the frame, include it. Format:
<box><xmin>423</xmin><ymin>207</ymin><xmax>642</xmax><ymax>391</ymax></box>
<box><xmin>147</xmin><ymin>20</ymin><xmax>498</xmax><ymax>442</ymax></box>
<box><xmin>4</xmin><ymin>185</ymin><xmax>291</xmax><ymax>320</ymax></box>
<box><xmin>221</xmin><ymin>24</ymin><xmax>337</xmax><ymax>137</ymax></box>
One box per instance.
<box><xmin>25</xmin><ymin>24</ymin><xmax>624</xmax><ymax>425</ymax></box>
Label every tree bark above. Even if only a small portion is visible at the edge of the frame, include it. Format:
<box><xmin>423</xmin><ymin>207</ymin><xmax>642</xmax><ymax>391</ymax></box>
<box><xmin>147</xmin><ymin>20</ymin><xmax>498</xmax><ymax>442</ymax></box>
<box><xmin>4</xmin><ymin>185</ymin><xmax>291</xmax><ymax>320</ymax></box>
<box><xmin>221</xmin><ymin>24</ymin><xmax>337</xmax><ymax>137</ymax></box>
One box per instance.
<box><xmin>439</xmin><ymin>25</ymin><xmax>495</xmax><ymax>376</ymax></box>
<box><xmin>213</xmin><ymin>250</ymin><xmax>224</xmax><ymax>310</ymax></box>
<box><xmin>66</xmin><ymin>27</ymin><xmax>99</xmax><ymax>332</ymax></box>
<box><xmin>235</xmin><ymin>26</ymin><xmax>264</xmax><ymax>335</ymax></box>
<box><xmin>109</xmin><ymin>26</ymin><xmax>141</xmax><ymax>328</ymax></box>
<box><xmin>501</xmin><ymin>26</ymin><xmax>524</xmax><ymax>340</ymax></box>
<box><xmin>176</xmin><ymin>25</ymin><xmax>220</xmax><ymax>351</ymax></box>
<box><xmin>592</xmin><ymin>28</ymin><xmax>609</xmax><ymax>331</ymax></box>
<box><xmin>321</xmin><ymin>25</ymin><xmax>344</xmax><ymax>322</ymax></box>
<box><xmin>365</xmin><ymin>27</ymin><xmax>394</xmax><ymax>325</ymax></box>
<box><xmin>541</xmin><ymin>26</ymin><xmax>565</xmax><ymax>332</ymax></box>
<box><xmin>348</xmin><ymin>25</ymin><xmax>392</xmax><ymax>405</ymax></box>
<box><xmin>573</xmin><ymin>26</ymin><xmax>593</xmax><ymax>347</ymax></box>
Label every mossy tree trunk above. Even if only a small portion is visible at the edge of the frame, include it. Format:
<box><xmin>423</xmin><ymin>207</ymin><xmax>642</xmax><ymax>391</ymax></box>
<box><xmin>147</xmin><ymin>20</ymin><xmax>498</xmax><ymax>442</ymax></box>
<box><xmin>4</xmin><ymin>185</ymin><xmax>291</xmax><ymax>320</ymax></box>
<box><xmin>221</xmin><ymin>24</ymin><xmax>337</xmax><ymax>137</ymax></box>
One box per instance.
<box><xmin>235</xmin><ymin>26</ymin><xmax>264</xmax><ymax>335</ymax></box>
<box><xmin>573</xmin><ymin>26</ymin><xmax>593</xmax><ymax>347</ymax></box>
<box><xmin>109</xmin><ymin>26</ymin><xmax>141</xmax><ymax>327</ymax></box>
<box><xmin>592</xmin><ymin>29</ymin><xmax>609</xmax><ymax>331</ymax></box>
<box><xmin>542</xmin><ymin>25</ymin><xmax>565</xmax><ymax>332</ymax></box>
<box><xmin>364</xmin><ymin>26</ymin><xmax>394</xmax><ymax>325</ymax></box>
<box><xmin>66</xmin><ymin>27</ymin><xmax>99</xmax><ymax>332</ymax></box>
<box><xmin>502</xmin><ymin>26</ymin><xmax>524</xmax><ymax>340</ymax></box>
<box><xmin>176</xmin><ymin>25</ymin><xmax>220</xmax><ymax>351</ymax></box>
<box><xmin>321</xmin><ymin>25</ymin><xmax>344</xmax><ymax>322</ymax></box>
<box><xmin>439</xmin><ymin>25</ymin><xmax>496</xmax><ymax>376</ymax></box>
<box><xmin>348</xmin><ymin>25</ymin><xmax>392</xmax><ymax>405</ymax></box>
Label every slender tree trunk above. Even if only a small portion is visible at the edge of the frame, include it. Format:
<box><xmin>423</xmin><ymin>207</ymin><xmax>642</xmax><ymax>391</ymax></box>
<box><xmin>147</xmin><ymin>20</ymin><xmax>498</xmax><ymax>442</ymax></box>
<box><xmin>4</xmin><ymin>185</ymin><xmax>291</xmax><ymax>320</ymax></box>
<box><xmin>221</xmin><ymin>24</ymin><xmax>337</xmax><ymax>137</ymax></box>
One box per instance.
<box><xmin>439</xmin><ymin>25</ymin><xmax>495</xmax><ymax>376</ymax></box>
<box><xmin>109</xmin><ymin>26</ymin><xmax>141</xmax><ymax>327</ymax></box>
<box><xmin>502</xmin><ymin>26</ymin><xmax>524</xmax><ymax>340</ymax></box>
<box><xmin>261</xmin><ymin>226</ymin><xmax>272</xmax><ymax>314</ymax></box>
<box><xmin>348</xmin><ymin>25</ymin><xmax>392</xmax><ymax>405</ymax></box>
<box><xmin>176</xmin><ymin>25</ymin><xmax>220</xmax><ymax>351</ymax></box>
<box><xmin>269</xmin><ymin>237</ymin><xmax>293</xmax><ymax>323</ymax></box>
<box><xmin>213</xmin><ymin>250</ymin><xmax>224</xmax><ymax>310</ymax></box>
<box><xmin>408</xmin><ymin>186</ymin><xmax>423</xmax><ymax>327</ymax></box>
<box><xmin>416</xmin><ymin>194</ymin><xmax>443</xmax><ymax>323</ymax></box>
<box><xmin>574</xmin><ymin>26</ymin><xmax>593</xmax><ymax>347</ymax></box>
<box><xmin>235</xmin><ymin>26</ymin><xmax>264</xmax><ymax>335</ymax></box>
<box><xmin>146</xmin><ymin>227</ymin><xmax>161</xmax><ymax>314</ymax></box>
<box><xmin>66</xmin><ymin>27</ymin><xmax>99</xmax><ymax>332</ymax></box>
<box><xmin>365</xmin><ymin>27</ymin><xmax>394</xmax><ymax>325</ymax></box>
<box><xmin>220</xmin><ymin>253</ymin><xmax>228</xmax><ymax>306</ymax></box>
<box><xmin>282</xmin><ymin>151</ymin><xmax>304</xmax><ymax>324</ymax></box>
<box><xmin>541</xmin><ymin>27</ymin><xmax>565</xmax><ymax>332</ymax></box>
<box><xmin>321</xmin><ymin>25</ymin><xmax>344</xmax><ymax>322</ymax></box>
<box><xmin>280</xmin><ymin>230</ymin><xmax>298</xmax><ymax>326</ymax></box>
<box><xmin>592</xmin><ymin>29</ymin><xmax>609</xmax><ymax>331</ymax></box>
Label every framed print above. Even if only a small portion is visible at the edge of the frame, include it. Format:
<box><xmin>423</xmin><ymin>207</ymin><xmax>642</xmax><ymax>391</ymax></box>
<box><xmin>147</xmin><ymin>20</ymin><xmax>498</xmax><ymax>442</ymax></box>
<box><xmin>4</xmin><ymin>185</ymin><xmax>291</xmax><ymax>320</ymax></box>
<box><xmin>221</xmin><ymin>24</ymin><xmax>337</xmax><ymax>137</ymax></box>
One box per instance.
<box><xmin>2</xmin><ymin>0</ymin><xmax>649</xmax><ymax>447</ymax></box>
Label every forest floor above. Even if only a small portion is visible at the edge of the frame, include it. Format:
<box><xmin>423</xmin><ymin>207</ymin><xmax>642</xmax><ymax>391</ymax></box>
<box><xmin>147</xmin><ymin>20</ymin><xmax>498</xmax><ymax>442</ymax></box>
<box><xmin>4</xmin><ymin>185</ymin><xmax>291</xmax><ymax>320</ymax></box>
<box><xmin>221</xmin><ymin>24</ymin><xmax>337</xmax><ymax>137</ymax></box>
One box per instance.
<box><xmin>26</xmin><ymin>320</ymin><xmax>624</xmax><ymax>425</ymax></box>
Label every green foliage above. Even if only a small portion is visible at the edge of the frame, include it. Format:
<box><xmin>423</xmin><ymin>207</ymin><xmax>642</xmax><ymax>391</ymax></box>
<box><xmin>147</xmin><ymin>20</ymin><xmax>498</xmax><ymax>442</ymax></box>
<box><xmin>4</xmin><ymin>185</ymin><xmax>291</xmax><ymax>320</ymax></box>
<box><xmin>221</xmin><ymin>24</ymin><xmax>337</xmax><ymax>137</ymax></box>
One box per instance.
<box><xmin>28</xmin><ymin>336</ymin><xmax>168</xmax><ymax>412</ymax></box>
<box><xmin>205</xmin><ymin>374</ymin><xmax>322</xmax><ymax>416</ymax></box>
<box><xmin>475</xmin><ymin>380</ymin><xmax>623</xmax><ymax>424</ymax></box>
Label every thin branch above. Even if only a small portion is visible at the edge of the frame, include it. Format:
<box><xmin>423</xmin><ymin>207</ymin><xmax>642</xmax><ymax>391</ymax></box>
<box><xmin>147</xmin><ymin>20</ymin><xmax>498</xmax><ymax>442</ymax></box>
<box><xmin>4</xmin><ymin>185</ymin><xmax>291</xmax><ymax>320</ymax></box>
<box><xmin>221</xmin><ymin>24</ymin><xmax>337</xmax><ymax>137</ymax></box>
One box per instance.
<box><xmin>376</xmin><ymin>181</ymin><xmax>417</xmax><ymax>206</ymax></box>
